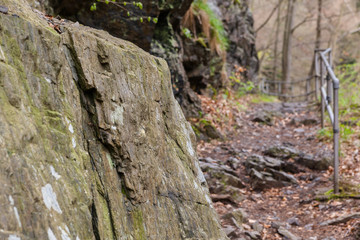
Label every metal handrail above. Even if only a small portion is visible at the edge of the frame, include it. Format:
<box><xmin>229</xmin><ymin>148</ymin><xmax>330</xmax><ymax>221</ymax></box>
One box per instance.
<box><xmin>315</xmin><ymin>48</ymin><xmax>340</xmax><ymax>194</ymax></box>
<box><xmin>260</xmin><ymin>76</ymin><xmax>315</xmax><ymax>101</ymax></box>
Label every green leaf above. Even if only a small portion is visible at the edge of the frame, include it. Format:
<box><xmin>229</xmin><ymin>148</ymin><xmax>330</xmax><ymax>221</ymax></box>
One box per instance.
<box><xmin>105</xmin><ymin>0</ymin><xmax>109</xmax><ymax>4</ymax></box>
<box><xmin>90</xmin><ymin>3</ymin><xmax>97</xmax><ymax>11</ymax></box>
<box><xmin>153</xmin><ymin>18</ymin><xmax>158</xmax><ymax>24</ymax></box>
<box><xmin>123</xmin><ymin>2</ymin><xmax>126</xmax><ymax>5</ymax></box>
<box><xmin>140</xmin><ymin>17</ymin><xmax>143</xmax><ymax>23</ymax></box>
<box><xmin>137</xmin><ymin>2</ymin><xmax>143</xmax><ymax>9</ymax></box>
<box><xmin>147</xmin><ymin>17</ymin><xmax>151</xmax><ymax>22</ymax></box>
<box><xmin>127</xmin><ymin>11</ymin><xmax>130</xmax><ymax>16</ymax></box>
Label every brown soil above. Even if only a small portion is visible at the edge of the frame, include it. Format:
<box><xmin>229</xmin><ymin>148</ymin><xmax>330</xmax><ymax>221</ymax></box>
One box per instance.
<box><xmin>197</xmin><ymin>100</ymin><xmax>360</xmax><ymax>240</ymax></box>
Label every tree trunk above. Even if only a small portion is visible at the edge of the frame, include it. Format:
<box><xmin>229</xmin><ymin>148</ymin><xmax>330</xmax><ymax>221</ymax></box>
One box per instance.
<box><xmin>273</xmin><ymin>0</ymin><xmax>283</xmax><ymax>82</ymax></box>
<box><xmin>307</xmin><ymin>0</ymin><xmax>322</xmax><ymax>100</ymax></box>
<box><xmin>281</xmin><ymin>0</ymin><xmax>296</xmax><ymax>97</ymax></box>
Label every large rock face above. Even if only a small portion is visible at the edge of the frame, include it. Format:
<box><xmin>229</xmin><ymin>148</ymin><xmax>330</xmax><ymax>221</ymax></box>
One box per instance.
<box><xmin>0</xmin><ymin>1</ymin><xmax>227</xmax><ymax>239</ymax></box>
<box><xmin>32</xmin><ymin>0</ymin><xmax>202</xmax><ymax>118</ymax></box>
<box><xmin>29</xmin><ymin>0</ymin><xmax>258</xmax><ymax>118</ymax></box>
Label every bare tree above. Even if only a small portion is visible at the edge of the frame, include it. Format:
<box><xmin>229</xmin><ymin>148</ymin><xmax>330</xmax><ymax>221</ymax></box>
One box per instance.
<box><xmin>273</xmin><ymin>0</ymin><xmax>283</xmax><ymax>81</ymax></box>
<box><xmin>281</xmin><ymin>0</ymin><xmax>296</xmax><ymax>95</ymax></box>
<box><xmin>308</xmin><ymin>0</ymin><xmax>323</xmax><ymax>78</ymax></box>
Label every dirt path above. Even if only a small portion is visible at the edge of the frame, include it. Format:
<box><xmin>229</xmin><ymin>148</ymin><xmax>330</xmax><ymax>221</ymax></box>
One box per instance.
<box><xmin>197</xmin><ymin>101</ymin><xmax>360</xmax><ymax>239</ymax></box>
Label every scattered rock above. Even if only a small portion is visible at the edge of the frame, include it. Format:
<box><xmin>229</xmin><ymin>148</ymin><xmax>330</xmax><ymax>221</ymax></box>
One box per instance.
<box><xmin>251</xmin><ymin>112</ymin><xmax>273</xmax><ymax>125</ymax></box>
<box><xmin>264</xmin><ymin>145</ymin><xmax>299</xmax><ymax>159</ymax></box>
<box><xmin>249</xmin><ymin>168</ymin><xmax>288</xmax><ymax>190</ymax></box>
<box><xmin>301</xmin><ymin>118</ymin><xmax>318</xmax><ymax>125</ymax></box>
<box><xmin>245</xmin><ymin>230</ymin><xmax>261</xmax><ymax>240</ymax></box>
<box><xmin>290</xmin><ymin>117</ymin><xmax>318</xmax><ymax>126</ymax></box>
<box><xmin>294</xmin><ymin>128</ymin><xmax>305</xmax><ymax>133</ymax></box>
<box><xmin>296</xmin><ymin>153</ymin><xmax>331</xmax><ymax>170</ymax></box>
<box><xmin>251</xmin><ymin>221</ymin><xmax>264</xmax><ymax>233</ymax></box>
<box><xmin>226</xmin><ymin>157</ymin><xmax>241</xmax><ymax>170</ymax></box>
<box><xmin>277</xmin><ymin>226</ymin><xmax>301</xmax><ymax>240</ymax></box>
<box><xmin>204</xmin><ymin>124</ymin><xmax>224</xmax><ymax>140</ymax></box>
<box><xmin>245</xmin><ymin>154</ymin><xmax>299</xmax><ymax>190</ymax></box>
<box><xmin>222</xmin><ymin>208</ymin><xmax>248</xmax><ymax>226</ymax></box>
<box><xmin>287</xmin><ymin>217</ymin><xmax>300</xmax><ymax>226</ymax></box>
<box><xmin>304</xmin><ymin>223</ymin><xmax>313</xmax><ymax>230</ymax></box>
<box><xmin>320</xmin><ymin>212</ymin><xmax>360</xmax><ymax>226</ymax></box>
<box><xmin>0</xmin><ymin>5</ymin><xmax>8</xmax><ymax>14</ymax></box>
<box><xmin>271</xmin><ymin>221</ymin><xmax>282</xmax><ymax>229</ymax></box>
<box><xmin>211</xmin><ymin>194</ymin><xmax>237</xmax><ymax>205</ymax></box>
<box><xmin>223</xmin><ymin>225</ymin><xmax>239</xmax><ymax>238</ymax></box>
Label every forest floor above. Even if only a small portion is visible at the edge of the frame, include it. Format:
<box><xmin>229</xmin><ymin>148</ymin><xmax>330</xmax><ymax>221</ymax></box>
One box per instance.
<box><xmin>193</xmin><ymin>94</ymin><xmax>360</xmax><ymax>240</ymax></box>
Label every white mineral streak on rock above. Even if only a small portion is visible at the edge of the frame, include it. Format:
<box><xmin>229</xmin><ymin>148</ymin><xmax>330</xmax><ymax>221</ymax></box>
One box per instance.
<box><xmin>45</xmin><ymin>77</ymin><xmax>52</xmax><ymax>84</ymax></box>
<box><xmin>8</xmin><ymin>195</ymin><xmax>14</xmax><ymax>205</ymax></box>
<box><xmin>194</xmin><ymin>160</ymin><xmax>206</xmax><ymax>184</ymax></box>
<box><xmin>47</xmin><ymin>228</ymin><xmax>57</xmax><ymax>240</ymax></box>
<box><xmin>8</xmin><ymin>235</ymin><xmax>21</xmax><ymax>240</ymax></box>
<box><xmin>50</xmin><ymin>166</ymin><xmax>61</xmax><ymax>180</ymax></box>
<box><xmin>193</xmin><ymin>180</ymin><xmax>199</xmax><ymax>190</ymax></box>
<box><xmin>110</xmin><ymin>105</ymin><xmax>124</xmax><ymax>126</ymax></box>
<box><xmin>9</xmin><ymin>195</ymin><xmax>22</xmax><ymax>227</ymax></box>
<box><xmin>181</xmin><ymin>123</ymin><xmax>195</xmax><ymax>156</ymax></box>
<box><xmin>205</xmin><ymin>194</ymin><xmax>213</xmax><ymax>206</ymax></box>
<box><xmin>0</xmin><ymin>45</ymin><xmax>6</xmax><ymax>62</ymax></box>
<box><xmin>13</xmin><ymin>207</ymin><xmax>22</xmax><ymax>228</ymax></box>
<box><xmin>68</xmin><ymin>123</ymin><xmax>74</xmax><ymax>133</ymax></box>
<box><xmin>41</xmin><ymin>184</ymin><xmax>62</xmax><ymax>214</ymax></box>
<box><xmin>72</xmin><ymin>137</ymin><xmax>76</xmax><ymax>148</ymax></box>
<box><xmin>59</xmin><ymin>227</ymin><xmax>71</xmax><ymax>240</ymax></box>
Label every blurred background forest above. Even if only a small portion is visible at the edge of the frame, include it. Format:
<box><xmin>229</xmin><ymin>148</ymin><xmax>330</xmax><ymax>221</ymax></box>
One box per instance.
<box><xmin>253</xmin><ymin>0</ymin><xmax>360</xmax><ymax>105</ymax></box>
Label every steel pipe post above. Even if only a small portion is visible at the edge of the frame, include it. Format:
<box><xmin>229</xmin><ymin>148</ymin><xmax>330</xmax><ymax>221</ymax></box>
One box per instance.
<box><xmin>333</xmin><ymin>87</ymin><xmax>340</xmax><ymax>194</ymax></box>
<box><xmin>320</xmin><ymin>61</ymin><xmax>325</xmax><ymax>128</ymax></box>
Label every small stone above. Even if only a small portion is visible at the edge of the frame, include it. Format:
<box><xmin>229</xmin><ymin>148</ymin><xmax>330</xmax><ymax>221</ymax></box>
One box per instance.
<box><xmin>304</xmin><ymin>223</ymin><xmax>313</xmax><ymax>230</ymax></box>
<box><xmin>222</xmin><ymin>208</ymin><xmax>248</xmax><ymax>225</ymax></box>
<box><xmin>294</xmin><ymin>128</ymin><xmax>305</xmax><ymax>133</ymax></box>
<box><xmin>277</xmin><ymin>226</ymin><xmax>301</xmax><ymax>240</ymax></box>
<box><xmin>320</xmin><ymin>212</ymin><xmax>360</xmax><ymax>226</ymax></box>
<box><xmin>252</xmin><ymin>221</ymin><xmax>263</xmax><ymax>233</ymax></box>
<box><xmin>287</xmin><ymin>217</ymin><xmax>300</xmax><ymax>226</ymax></box>
<box><xmin>0</xmin><ymin>5</ymin><xmax>9</xmax><ymax>14</ymax></box>
<box><xmin>271</xmin><ymin>221</ymin><xmax>281</xmax><ymax>229</ymax></box>
<box><xmin>245</xmin><ymin>231</ymin><xmax>261</xmax><ymax>240</ymax></box>
<box><xmin>251</xmin><ymin>112</ymin><xmax>273</xmax><ymax>125</ymax></box>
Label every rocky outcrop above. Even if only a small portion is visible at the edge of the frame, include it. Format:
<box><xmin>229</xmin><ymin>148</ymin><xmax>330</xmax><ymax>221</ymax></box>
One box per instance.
<box><xmin>0</xmin><ymin>1</ymin><xmax>227</xmax><ymax>239</ymax></box>
<box><xmin>30</xmin><ymin>0</ymin><xmax>202</xmax><ymax>118</ymax></box>
<box><xmin>28</xmin><ymin>0</ymin><xmax>259</xmax><ymax>118</ymax></box>
<box><xmin>181</xmin><ymin>0</ymin><xmax>259</xmax><ymax>94</ymax></box>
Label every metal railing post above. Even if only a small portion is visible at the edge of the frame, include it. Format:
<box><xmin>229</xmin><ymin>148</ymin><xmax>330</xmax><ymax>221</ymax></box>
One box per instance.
<box><xmin>320</xmin><ymin>59</ymin><xmax>325</xmax><ymax>128</ymax></box>
<box><xmin>315</xmin><ymin>53</ymin><xmax>319</xmax><ymax>100</ymax></box>
<box><xmin>316</xmin><ymin>48</ymin><xmax>340</xmax><ymax>194</ymax></box>
<box><xmin>333</xmin><ymin>84</ymin><xmax>340</xmax><ymax>194</ymax></box>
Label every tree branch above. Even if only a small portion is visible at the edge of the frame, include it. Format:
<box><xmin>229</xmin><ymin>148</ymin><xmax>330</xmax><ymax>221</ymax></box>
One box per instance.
<box><xmin>255</xmin><ymin>0</ymin><xmax>284</xmax><ymax>33</ymax></box>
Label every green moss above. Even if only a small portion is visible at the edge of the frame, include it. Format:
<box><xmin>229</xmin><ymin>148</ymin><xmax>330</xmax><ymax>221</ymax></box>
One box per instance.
<box><xmin>132</xmin><ymin>208</ymin><xmax>146</xmax><ymax>240</ymax></box>
<box><xmin>191</xmin><ymin>125</ymin><xmax>201</xmax><ymax>137</ymax></box>
<box><xmin>250</xmin><ymin>94</ymin><xmax>279</xmax><ymax>104</ymax></box>
<box><xmin>192</xmin><ymin>0</ymin><xmax>228</xmax><ymax>51</ymax></box>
